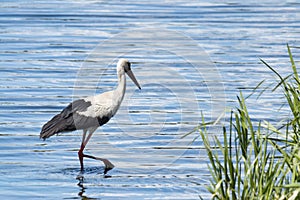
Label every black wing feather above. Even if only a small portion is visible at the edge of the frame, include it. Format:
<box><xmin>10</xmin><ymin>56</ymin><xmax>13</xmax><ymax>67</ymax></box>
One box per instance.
<box><xmin>40</xmin><ymin>99</ymin><xmax>109</xmax><ymax>140</ymax></box>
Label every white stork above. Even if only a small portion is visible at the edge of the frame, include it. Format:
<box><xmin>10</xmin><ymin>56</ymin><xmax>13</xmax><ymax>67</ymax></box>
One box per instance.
<box><xmin>40</xmin><ymin>59</ymin><xmax>141</xmax><ymax>174</ymax></box>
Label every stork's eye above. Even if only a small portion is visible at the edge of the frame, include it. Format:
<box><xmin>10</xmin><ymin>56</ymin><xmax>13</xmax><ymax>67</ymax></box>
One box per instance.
<box><xmin>126</xmin><ymin>62</ymin><xmax>131</xmax><ymax>71</ymax></box>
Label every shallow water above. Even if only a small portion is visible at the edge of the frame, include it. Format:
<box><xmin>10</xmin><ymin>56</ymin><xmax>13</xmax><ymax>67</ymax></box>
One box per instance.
<box><xmin>1</xmin><ymin>1</ymin><xmax>300</xmax><ymax>199</ymax></box>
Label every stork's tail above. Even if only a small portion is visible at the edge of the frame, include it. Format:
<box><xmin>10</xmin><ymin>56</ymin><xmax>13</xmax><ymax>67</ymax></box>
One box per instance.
<box><xmin>40</xmin><ymin>114</ymin><xmax>65</xmax><ymax>140</ymax></box>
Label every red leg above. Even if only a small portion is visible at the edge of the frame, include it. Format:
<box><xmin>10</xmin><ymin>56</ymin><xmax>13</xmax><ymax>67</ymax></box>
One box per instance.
<box><xmin>78</xmin><ymin>128</ymin><xmax>114</xmax><ymax>174</ymax></box>
<box><xmin>83</xmin><ymin>154</ymin><xmax>114</xmax><ymax>174</ymax></box>
<box><xmin>78</xmin><ymin>129</ymin><xmax>87</xmax><ymax>172</ymax></box>
<box><xmin>78</xmin><ymin>150</ymin><xmax>84</xmax><ymax>171</ymax></box>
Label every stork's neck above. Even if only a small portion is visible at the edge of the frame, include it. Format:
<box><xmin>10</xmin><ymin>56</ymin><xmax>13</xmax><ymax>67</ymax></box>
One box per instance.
<box><xmin>113</xmin><ymin>72</ymin><xmax>126</xmax><ymax>105</ymax></box>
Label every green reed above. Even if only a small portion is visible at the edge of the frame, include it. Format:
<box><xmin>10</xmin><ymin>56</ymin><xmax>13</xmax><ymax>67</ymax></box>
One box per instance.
<box><xmin>198</xmin><ymin>45</ymin><xmax>300</xmax><ymax>199</ymax></box>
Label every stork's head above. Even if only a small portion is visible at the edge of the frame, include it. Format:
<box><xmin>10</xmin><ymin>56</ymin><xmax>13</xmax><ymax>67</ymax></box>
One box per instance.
<box><xmin>117</xmin><ymin>58</ymin><xmax>141</xmax><ymax>90</ymax></box>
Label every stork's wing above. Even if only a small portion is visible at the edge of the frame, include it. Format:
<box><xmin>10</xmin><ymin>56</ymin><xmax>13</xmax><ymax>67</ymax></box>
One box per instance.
<box><xmin>40</xmin><ymin>98</ymin><xmax>110</xmax><ymax>140</ymax></box>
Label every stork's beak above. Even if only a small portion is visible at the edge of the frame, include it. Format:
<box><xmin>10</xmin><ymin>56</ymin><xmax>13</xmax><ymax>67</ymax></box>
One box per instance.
<box><xmin>126</xmin><ymin>70</ymin><xmax>141</xmax><ymax>90</ymax></box>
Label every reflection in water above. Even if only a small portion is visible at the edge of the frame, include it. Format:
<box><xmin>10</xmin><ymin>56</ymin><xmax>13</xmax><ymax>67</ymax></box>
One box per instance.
<box><xmin>77</xmin><ymin>170</ymin><xmax>112</xmax><ymax>200</ymax></box>
<box><xmin>77</xmin><ymin>181</ymin><xmax>100</xmax><ymax>200</ymax></box>
<box><xmin>77</xmin><ymin>180</ymin><xmax>87</xmax><ymax>199</ymax></box>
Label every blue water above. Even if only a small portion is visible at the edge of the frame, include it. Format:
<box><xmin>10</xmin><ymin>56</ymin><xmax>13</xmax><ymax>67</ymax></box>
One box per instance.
<box><xmin>1</xmin><ymin>1</ymin><xmax>300</xmax><ymax>199</ymax></box>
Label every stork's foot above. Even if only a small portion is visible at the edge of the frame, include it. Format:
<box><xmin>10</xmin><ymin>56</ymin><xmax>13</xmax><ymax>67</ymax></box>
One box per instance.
<box><xmin>102</xmin><ymin>158</ymin><xmax>115</xmax><ymax>173</ymax></box>
<box><xmin>83</xmin><ymin>154</ymin><xmax>114</xmax><ymax>174</ymax></box>
<box><xmin>103</xmin><ymin>160</ymin><xmax>114</xmax><ymax>175</ymax></box>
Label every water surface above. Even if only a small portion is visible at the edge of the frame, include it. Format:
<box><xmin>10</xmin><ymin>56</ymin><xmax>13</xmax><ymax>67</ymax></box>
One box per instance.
<box><xmin>1</xmin><ymin>1</ymin><xmax>300</xmax><ymax>199</ymax></box>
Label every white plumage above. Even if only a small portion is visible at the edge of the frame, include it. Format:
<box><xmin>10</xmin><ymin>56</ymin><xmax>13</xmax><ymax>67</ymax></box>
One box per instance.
<box><xmin>77</xmin><ymin>93</ymin><xmax>114</xmax><ymax>118</ymax></box>
<box><xmin>40</xmin><ymin>59</ymin><xmax>141</xmax><ymax>173</ymax></box>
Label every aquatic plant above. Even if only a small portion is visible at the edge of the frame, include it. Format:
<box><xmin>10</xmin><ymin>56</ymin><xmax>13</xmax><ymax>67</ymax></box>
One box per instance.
<box><xmin>198</xmin><ymin>45</ymin><xmax>300</xmax><ymax>199</ymax></box>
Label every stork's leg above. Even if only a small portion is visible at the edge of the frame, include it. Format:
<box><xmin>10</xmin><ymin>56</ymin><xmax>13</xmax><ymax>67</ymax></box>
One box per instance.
<box><xmin>83</xmin><ymin>154</ymin><xmax>115</xmax><ymax>174</ymax></box>
<box><xmin>78</xmin><ymin>128</ymin><xmax>114</xmax><ymax>174</ymax></box>
<box><xmin>78</xmin><ymin>129</ymin><xmax>87</xmax><ymax>171</ymax></box>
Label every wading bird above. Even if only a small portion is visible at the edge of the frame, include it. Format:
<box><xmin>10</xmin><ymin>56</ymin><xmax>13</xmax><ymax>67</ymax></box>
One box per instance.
<box><xmin>40</xmin><ymin>59</ymin><xmax>141</xmax><ymax>174</ymax></box>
